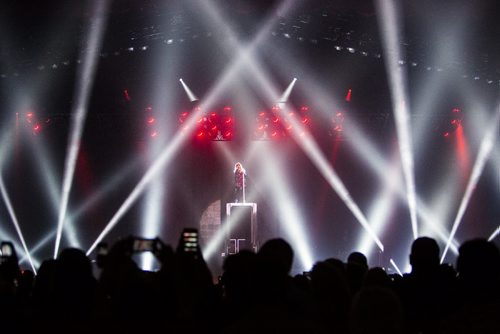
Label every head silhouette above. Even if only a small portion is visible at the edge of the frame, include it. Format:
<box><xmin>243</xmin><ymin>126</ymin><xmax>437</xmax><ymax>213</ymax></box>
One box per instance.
<box><xmin>409</xmin><ymin>237</ymin><xmax>440</xmax><ymax>273</ymax></box>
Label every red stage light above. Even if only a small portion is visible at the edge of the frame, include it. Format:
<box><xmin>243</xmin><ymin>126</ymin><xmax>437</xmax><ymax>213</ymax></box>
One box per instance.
<box><xmin>345</xmin><ymin>89</ymin><xmax>352</xmax><ymax>102</ymax></box>
<box><xmin>32</xmin><ymin>123</ymin><xmax>42</xmax><ymax>134</ymax></box>
<box><xmin>147</xmin><ymin>116</ymin><xmax>155</xmax><ymax>125</ymax></box>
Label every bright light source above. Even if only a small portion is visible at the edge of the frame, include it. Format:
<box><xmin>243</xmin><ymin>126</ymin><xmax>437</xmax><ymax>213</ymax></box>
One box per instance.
<box><xmin>179</xmin><ymin>78</ymin><xmax>199</xmax><ymax>102</ymax></box>
<box><xmin>281</xmin><ymin>106</ymin><xmax>384</xmax><ymax>252</ymax></box>
<box><xmin>54</xmin><ymin>0</ymin><xmax>110</xmax><ymax>258</ymax></box>
<box><xmin>0</xmin><ymin>175</ymin><xmax>37</xmax><ymax>274</ymax></box>
<box><xmin>488</xmin><ymin>226</ymin><xmax>500</xmax><ymax>241</ymax></box>
<box><xmin>390</xmin><ymin>258</ymin><xmax>403</xmax><ymax>276</ymax></box>
<box><xmin>279</xmin><ymin>78</ymin><xmax>297</xmax><ymax>103</ymax></box>
<box><xmin>376</xmin><ymin>0</ymin><xmax>419</xmax><ymax>239</ymax></box>
<box><xmin>441</xmin><ymin>106</ymin><xmax>500</xmax><ymax>262</ymax></box>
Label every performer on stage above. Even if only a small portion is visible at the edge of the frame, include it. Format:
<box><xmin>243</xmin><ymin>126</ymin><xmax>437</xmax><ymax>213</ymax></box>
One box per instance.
<box><xmin>233</xmin><ymin>162</ymin><xmax>246</xmax><ymax>203</ymax></box>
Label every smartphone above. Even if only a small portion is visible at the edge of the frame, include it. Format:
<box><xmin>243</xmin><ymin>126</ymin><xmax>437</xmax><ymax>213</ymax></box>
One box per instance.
<box><xmin>182</xmin><ymin>228</ymin><xmax>198</xmax><ymax>253</ymax></box>
<box><xmin>96</xmin><ymin>242</ymin><xmax>108</xmax><ymax>256</ymax></box>
<box><xmin>1</xmin><ymin>242</ymin><xmax>13</xmax><ymax>257</ymax></box>
<box><xmin>132</xmin><ymin>238</ymin><xmax>156</xmax><ymax>253</ymax></box>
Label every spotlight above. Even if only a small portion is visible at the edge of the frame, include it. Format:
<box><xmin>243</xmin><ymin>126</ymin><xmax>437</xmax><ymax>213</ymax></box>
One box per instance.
<box><xmin>32</xmin><ymin>123</ymin><xmax>42</xmax><ymax>135</ymax></box>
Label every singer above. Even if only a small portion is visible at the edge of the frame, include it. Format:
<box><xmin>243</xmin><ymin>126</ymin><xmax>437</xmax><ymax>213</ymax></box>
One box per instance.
<box><xmin>233</xmin><ymin>162</ymin><xmax>247</xmax><ymax>203</ymax></box>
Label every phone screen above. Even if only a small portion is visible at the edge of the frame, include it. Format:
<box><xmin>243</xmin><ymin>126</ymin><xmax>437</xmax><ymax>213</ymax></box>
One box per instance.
<box><xmin>133</xmin><ymin>239</ymin><xmax>155</xmax><ymax>252</ymax></box>
<box><xmin>97</xmin><ymin>243</ymin><xmax>108</xmax><ymax>256</ymax></box>
<box><xmin>1</xmin><ymin>243</ymin><xmax>13</xmax><ymax>257</ymax></box>
<box><xmin>182</xmin><ymin>229</ymin><xmax>198</xmax><ymax>253</ymax></box>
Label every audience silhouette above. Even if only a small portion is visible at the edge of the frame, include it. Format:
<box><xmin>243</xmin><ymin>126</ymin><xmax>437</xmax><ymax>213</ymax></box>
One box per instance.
<box><xmin>0</xmin><ymin>233</ymin><xmax>499</xmax><ymax>333</ymax></box>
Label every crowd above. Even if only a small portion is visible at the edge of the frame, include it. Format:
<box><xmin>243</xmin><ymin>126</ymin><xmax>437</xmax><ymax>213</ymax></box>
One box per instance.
<box><xmin>0</xmin><ymin>232</ymin><xmax>498</xmax><ymax>334</ymax></box>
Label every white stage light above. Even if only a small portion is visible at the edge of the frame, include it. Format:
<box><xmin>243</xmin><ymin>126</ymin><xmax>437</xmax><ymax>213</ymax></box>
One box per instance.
<box><xmin>441</xmin><ymin>106</ymin><xmax>500</xmax><ymax>262</ymax></box>
<box><xmin>376</xmin><ymin>0</ymin><xmax>419</xmax><ymax>239</ymax></box>
<box><xmin>179</xmin><ymin>78</ymin><xmax>199</xmax><ymax>102</ymax></box>
<box><xmin>54</xmin><ymin>0</ymin><xmax>110</xmax><ymax>258</ymax></box>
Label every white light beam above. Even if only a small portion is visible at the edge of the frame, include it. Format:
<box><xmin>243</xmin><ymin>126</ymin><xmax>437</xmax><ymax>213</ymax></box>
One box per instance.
<box><xmin>54</xmin><ymin>0</ymin><xmax>110</xmax><ymax>258</ymax></box>
<box><xmin>441</xmin><ymin>106</ymin><xmax>500</xmax><ymax>262</ymax></box>
<box><xmin>179</xmin><ymin>78</ymin><xmax>199</xmax><ymax>102</ymax></box>
<box><xmin>376</xmin><ymin>0</ymin><xmax>419</xmax><ymax>239</ymax></box>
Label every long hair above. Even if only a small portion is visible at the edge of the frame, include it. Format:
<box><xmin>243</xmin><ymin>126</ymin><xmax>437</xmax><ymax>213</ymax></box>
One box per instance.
<box><xmin>233</xmin><ymin>162</ymin><xmax>246</xmax><ymax>174</ymax></box>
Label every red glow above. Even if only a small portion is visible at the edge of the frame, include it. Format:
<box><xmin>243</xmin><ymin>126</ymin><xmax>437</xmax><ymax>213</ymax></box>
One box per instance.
<box><xmin>455</xmin><ymin>125</ymin><xmax>470</xmax><ymax>177</ymax></box>
<box><xmin>147</xmin><ymin>116</ymin><xmax>155</xmax><ymax>124</ymax></box>
<box><xmin>443</xmin><ymin>132</ymin><xmax>450</xmax><ymax>137</ymax></box>
<box><xmin>345</xmin><ymin>88</ymin><xmax>352</xmax><ymax>102</ymax></box>
<box><xmin>345</xmin><ymin>89</ymin><xmax>352</xmax><ymax>102</ymax></box>
<box><xmin>300</xmin><ymin>106</ymin><xmax>309</xmax><ymax>112</ymax></box>
<box><xmin>179</xmin><ymin>112</ymin><xmax>189</xmax><ymax>124</ymax></box>
<box><xmin>223</xmin><ymin>106</ymin><xmax>232</xmax><ymax>112</ymax></box>
<box><xmin>32</xmin><ymin>123</ymin><xmax>42</xmax><ymax>134</ymax></box>
<box><xmin>26</xmin><ymin>112</ymin><xmax>34</xmax><ymax>123</ymax></box>
<box><xmin>150</xmin><ymin>130</ymin><xmax>158</xmax><ymax>138</ymax></box>
<box><xmin>124</xmin><ymin>89</ymin><xmax>131</xmax><ymax>101</ymax></box>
